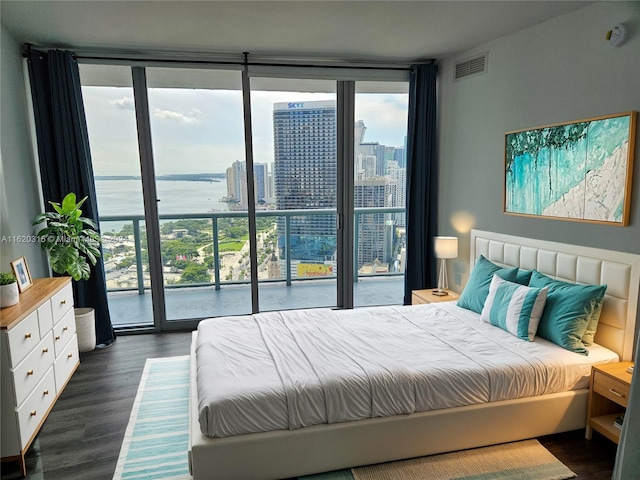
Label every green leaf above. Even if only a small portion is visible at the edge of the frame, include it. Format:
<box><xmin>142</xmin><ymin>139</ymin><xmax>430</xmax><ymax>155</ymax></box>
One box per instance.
<box><xmin>49</xmin><ymin>201</ymin><xmax>63</xmax><ymax>214</ymax></box>
<box><xmin>61</xmin><ymin>193</ymin><xmax>77</xmax><ymax>214</ymax></box>
<box><xmin>75</xmin><ymin>196</ymin><xmax>88</xmax><ymax>210</ymax></box>
<box><xmin>50</xmin><ymin>245</ymin><xmax>79</xmax><ymax>276</ymax></box>
<box><xmin>68</xmin><ymin>257</ymin><xmax>90</xmax><ymax>281</ymax></box>
<box><xmin>80</xmin><ymin>217</ymin><xmax>98</xmax><ymax>229</ymax></box>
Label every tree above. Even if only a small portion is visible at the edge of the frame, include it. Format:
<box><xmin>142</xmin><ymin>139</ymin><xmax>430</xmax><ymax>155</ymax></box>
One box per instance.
<box><xmin>178</xmin><ymin>263</ymin><xmax>210</xmax><ymax>284</ymax></box>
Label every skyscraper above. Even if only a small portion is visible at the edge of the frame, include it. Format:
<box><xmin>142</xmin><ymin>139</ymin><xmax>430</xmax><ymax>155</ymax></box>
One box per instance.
<box><xmin>273</xmin><ymin>100</ymin><xmax>337</xmax><ymax>260</ymax></box>
<box><xmin>253</xmin><ymin>162</ymin><xmax>268</xmax><ymax>203</ymax></box>
<box><xmin>354</xmin><ymin>178</ymin><xmax>390</xmax><ymax>268</ymax></box>
<box><xmin>226</xmin><ymin>160</ymin><xmax>247</xmax><ymax>207</ymax></box>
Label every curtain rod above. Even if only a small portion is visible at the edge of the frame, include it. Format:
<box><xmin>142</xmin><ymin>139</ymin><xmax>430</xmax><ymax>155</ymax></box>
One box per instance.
<box><xmin>23</xmin><ymin>44</ymin><xmax>435</xmax><ymax>71</ymax></box>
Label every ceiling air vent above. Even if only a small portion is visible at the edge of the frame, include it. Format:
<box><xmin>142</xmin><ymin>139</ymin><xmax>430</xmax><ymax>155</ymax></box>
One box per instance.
<box><xmin>454</xmin><ymin>53</ymin><xmax>487</xmax><ymax>81</ymax></box>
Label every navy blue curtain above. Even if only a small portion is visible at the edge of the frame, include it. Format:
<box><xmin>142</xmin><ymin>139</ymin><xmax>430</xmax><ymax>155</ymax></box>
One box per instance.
<box><xmin>27</xmin><ymin>48</ymin><xmax>115</xmax><ymax>347</ymax></box>
<box><xmin>403</xmin><ymin>63</ymin><xmax>438</xmax><ymax>305</ymax></box>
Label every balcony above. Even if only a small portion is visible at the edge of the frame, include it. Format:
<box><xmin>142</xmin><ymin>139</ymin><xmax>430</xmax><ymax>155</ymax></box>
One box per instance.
<box><xmin>100</xmin><ymin>208</ymin><xmax>406</xmax><ymax>328</ymax></box>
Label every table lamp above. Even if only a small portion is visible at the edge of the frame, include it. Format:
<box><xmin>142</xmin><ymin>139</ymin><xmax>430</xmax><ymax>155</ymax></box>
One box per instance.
<box><xmin>433</xmin><ymin>236</ymin><xmax>458</xmax><ymax>296</ymax></box>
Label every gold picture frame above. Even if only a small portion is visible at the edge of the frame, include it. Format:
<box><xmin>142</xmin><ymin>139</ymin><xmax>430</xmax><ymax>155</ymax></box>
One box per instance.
<box><xmin>504</xmin><ymin>111</ymin><xmax>636</xmax><ymax>225</ymax></box>
<box><xmin>11</xmin><ymin>256</ymin><xmax>33</xmax><ymax>292</ymax></box>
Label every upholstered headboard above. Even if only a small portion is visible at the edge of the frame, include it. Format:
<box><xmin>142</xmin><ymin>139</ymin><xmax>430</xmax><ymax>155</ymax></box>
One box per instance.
<box><xmin>470</xmin><ymin>229</ymin><xmax>640</xmax><ymax>361</ymax></box>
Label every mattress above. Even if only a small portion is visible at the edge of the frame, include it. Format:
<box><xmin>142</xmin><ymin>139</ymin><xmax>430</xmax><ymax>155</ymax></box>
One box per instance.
<box><xmin>195</xmin><ymin>302</ymin><xmax>618</xmax><ymax>438</ymax></box>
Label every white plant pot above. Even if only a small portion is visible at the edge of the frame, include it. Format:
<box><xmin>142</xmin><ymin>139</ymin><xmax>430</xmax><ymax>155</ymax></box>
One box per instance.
<box><xmin>0</xmin><ymin>282</ymin><xmax>19</xmax><ymax>308</ymax></box>
<box><xmin>75</xmin><ymin>307</ymin><xmax>96</xmax><ymax>352</ymax></box>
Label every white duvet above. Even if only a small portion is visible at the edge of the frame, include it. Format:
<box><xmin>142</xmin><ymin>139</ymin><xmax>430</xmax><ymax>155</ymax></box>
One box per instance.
<box><xmin>196</xmin><ymin>302</ymin><xmax>618</xmax><ymax>438</ymax></box>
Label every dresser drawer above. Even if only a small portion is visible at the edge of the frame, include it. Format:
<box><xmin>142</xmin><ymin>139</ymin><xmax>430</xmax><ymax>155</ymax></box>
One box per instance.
<box><xmin>5</xmin><ymin>311</ymin><xmax>40</xmax><ymax>367</ymax></box>
<box><xmin>53</xmin><ymin>309</ymin><xmax>76</xmax><ymax>356</ymax></box>
<box><xmin>13</xmin><ymin>333</ymin><xmax>55</xmax><ymax>406</ymax></box>
<box><xmin>16</xmin><ymin>367</ymin><xmax>56</xmax><ymax>450</ymax></box>
<box><xmin>593</xmin><ymin>370</ymin><xmax>630</xmax><ymax>408</ymax></box>
<box><xmin>50</xmin><ymin>283</ymin><xmax>73</xmax><ymax>324</ymax></box>
<box><xmin>54</xmin><ymin>334</ymin><xmax>79</xmax><ymax>395</ymax></box>
<box><xmin>37</xmin><ymin>301</ymin><xmax>54</xmax><ymax>338</ymax></box>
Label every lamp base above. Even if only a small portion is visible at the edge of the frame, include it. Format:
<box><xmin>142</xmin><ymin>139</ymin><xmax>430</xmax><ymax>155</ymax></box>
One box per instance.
<box><xmin>431</xmin><ymin>290</ymin><xmax>449</xmax><ymax>296</ymax></box>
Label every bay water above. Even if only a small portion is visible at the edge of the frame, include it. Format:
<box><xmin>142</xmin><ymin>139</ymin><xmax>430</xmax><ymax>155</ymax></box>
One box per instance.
<box><xmin>95</xmin><ymin>177</ymin><xmax>232</xmax><ymax>232</ymax></box>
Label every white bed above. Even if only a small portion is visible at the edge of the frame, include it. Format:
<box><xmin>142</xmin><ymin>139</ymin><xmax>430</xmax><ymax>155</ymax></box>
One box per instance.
<box><xmin>189</xmin><ymin>230</ymin><xmax>640</xmax><ymax>480</ymax></box>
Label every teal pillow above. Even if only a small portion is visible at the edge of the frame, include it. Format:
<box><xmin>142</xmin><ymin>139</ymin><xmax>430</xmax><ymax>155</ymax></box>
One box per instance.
<box><xmin>457</xmin><ymin>256</ymin><xmax>519</xmax><ymax>314</ymax></box>
<box><xmin>515</xmin><ymin>269</ymin><xmax>533</xmax><ymax>286</ymax></box>
<box><xmin>529</xmin><ymin>271</ymin><xmax>607</xmax><ymax>355</ymax></box>
<box><xmin>481</xmin><ymin>275</ymin><xmax>548</xmax><ymax>341</ymax></box>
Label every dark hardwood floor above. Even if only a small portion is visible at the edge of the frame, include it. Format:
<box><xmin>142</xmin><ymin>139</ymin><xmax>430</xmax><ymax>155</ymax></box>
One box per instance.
<box><xmin>1</xmin><ymin>332</ymin><xmax>619</xmax><ymax>480</ymax></box>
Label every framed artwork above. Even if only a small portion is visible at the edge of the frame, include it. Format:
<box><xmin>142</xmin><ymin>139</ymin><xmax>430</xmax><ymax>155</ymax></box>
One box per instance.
<box><xmin>11</xmin><ymin>256</ymin><xmax>33</xmax><ymax>292</ymax></box>
<box><xmin>504</xmin><ymin>111</ymin><xmax>636</xmax><ymax>225</ymax></box>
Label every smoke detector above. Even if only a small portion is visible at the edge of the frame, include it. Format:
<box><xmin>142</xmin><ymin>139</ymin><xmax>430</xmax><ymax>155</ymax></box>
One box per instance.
<box><xmin>606</xmin><ymin>24</ymin><xmax>626</xmax><ymax>47</ymax></box>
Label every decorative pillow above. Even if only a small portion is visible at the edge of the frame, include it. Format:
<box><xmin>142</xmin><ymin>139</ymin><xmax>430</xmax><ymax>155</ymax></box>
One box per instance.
<box><xmin>529</xmin><ymin>271</ymin><xmax>607</xmax><ymax>355</ymax></box>
<box><xmin>481</xmin><ymin>275</ymin><xmax>548</xmax><ymax>341</ymax></box>
<box><xmin>515</xmin><ymin>269</ymin><xmax>533</xmax><ymax>286</ymax></box>
<box><xmin>457</xmin><ymin>255</ymin><xmax>519</xmax><ymax>314</ymax></box>
<box><xmin>582</xmin><ymin>301</ymin><xmax>604</xmax><ymax>347</ymax></box>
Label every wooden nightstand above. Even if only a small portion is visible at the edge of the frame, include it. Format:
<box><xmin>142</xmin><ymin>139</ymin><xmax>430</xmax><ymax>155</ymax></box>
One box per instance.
<box><xmin>411</xmin><ymin>289</ymin><xmax>460</xmax><ymax>305</ymax></box>
<box><xmin>586</xmin><ymin>361</ymin><xmax>633</xmax><ymax>443</ymax></box>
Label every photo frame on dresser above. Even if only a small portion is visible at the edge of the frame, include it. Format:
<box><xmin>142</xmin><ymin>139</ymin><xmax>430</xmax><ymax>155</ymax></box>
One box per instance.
<box><xmin>10</xmin><ymin>256</ymin><xmax>32</xmax><ymax>292</ymax></box>
<box><xmin>504</xmin><ymin>111</ymin><xmax>637</xmax><ymax>226</ymax></box>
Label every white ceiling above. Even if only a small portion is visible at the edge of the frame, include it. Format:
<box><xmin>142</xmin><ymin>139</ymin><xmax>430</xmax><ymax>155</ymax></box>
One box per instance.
<box><xmin>1</xmin><ymin>1</ymin><xmax>591</xmax><ymax>62</ymax></box>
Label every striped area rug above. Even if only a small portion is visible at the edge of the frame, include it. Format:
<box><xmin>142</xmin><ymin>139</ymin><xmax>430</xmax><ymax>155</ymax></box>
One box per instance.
<box><xmin>114</xmin><ymin>356</ymin><xmax>576</xmax><ymax>480</ymax></box>
<box><xmin>113</xmin><ymin>356</ymin><xmax>191</xmax><ymax>480</ymax></box>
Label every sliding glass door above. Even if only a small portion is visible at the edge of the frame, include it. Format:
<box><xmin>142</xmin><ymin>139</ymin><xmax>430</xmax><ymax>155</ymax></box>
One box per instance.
<box><xmin>145</xmin><ymin>68</ymin><xmax>251</xmax><ymax>322</ymax></box>
<box><xmin>250</xmin><ymin>78</ymin><xmax>338</xmax><ymax>311</ymax></box>
<box><xmin>353</xmin><ymin>82</ymin><xmax>408</xmax><ymax>307</ymax></box>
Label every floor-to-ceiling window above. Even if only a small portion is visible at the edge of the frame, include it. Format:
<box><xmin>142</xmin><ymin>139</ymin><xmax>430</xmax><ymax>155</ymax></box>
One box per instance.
<box><xmin>81</xmin><ymin>64</ymin><xmax>156</xmax><ymax>328</ymax></box>
<box><xmin>251</xmin><ymin>78</ymin><xmax>338</xmax><ymax>311</ymax></box>
<box><xmin>353</xmin><ymin>82</ymin><xmax>408</xmax><ymax>307</ymax></box>
<box><xmin>146</xmin><ymin>68</ymin><xmax>252</xmax><ymax>321</ymax></box>
<box><xmin>80</xmin><ymin>61</ymin><xmax>409</xmax><ymax>330</ymax></box>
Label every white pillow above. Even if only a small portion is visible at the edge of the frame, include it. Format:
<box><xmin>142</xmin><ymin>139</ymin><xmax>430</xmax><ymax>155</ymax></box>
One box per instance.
<box><xmin>480</xmin><ymin>274</ymin><xmax>548</xmax><ymax>341</ymax></box>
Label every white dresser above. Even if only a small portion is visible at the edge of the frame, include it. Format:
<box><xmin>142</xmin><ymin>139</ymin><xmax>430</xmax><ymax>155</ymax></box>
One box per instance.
<box><xmin>1</xmin><ymin>277</ymin><xmax>80</xmax><ymax>476</ymax></box>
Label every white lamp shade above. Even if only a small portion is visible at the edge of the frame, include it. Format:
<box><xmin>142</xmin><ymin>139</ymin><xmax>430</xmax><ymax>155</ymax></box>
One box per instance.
<box><xmin>434</xmin><ymin>236</ymin><xmax>458</xmax><ymax>259</ymax></box>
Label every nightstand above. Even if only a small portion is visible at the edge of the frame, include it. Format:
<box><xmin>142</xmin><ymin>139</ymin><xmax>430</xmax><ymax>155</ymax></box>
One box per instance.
<box><xmin>585</xmin><ymin>361</ymin><xmax>633</xmax><ymax>443</ymax></box>
<box><xmin>411</xmin><ymin>289</ymin><xmax>460</xmax><ymax>305</ymax></box>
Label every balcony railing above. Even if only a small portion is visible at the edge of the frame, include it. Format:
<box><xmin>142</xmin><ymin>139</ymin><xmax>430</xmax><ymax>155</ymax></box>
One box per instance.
<box><xmin>99</xmin><ymin>207</ymin><xmax>405</xmax><ymax>295</ymax></box>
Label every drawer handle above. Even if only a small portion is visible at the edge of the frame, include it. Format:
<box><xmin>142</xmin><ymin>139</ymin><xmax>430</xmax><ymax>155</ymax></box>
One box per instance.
<box><xmin>61</xmin><ymin>300</ymin><xmax>67</xmax><ymax>305</ymax></box>
<box><xmin>24</xmin><ymin>333</ymin><xmax>32</xmax><ymax>339</ymax></box>
<box><xmin>30</xmin><ymin>410</ymin><xmax>37</xmax><ymax>417</ymax></box>
<box><xmin>67</xmin><ymin>353</ymin><xmax>73</xmax><ymax>359</ymax></box>
<box><xmin>63</xmin><ymin>326</ymin><xmax>68</xmax><ymax>331</ymax></box>
<box><xmin>55</xmin><ymin>335</ymin><xmax>61</xmax><ymax>340</ymax></box>
<box><xmin>27</xmin><ymin>370</ymin><xmax>34</xmax><ymax>376</ymax></box>
<box><xmin>43</xmin><ymin>348</ymin><xmax>49</xmax><ymax>353</ymax></box>
<box><xmin>609</xmin><ymin>388</ymin><xmax>625</xmax><ymax>398</ymax></box>
<box><xmin>43</xmin><ymin>390</ymin><xmax>49</xmax><ymax>395</ymax></box>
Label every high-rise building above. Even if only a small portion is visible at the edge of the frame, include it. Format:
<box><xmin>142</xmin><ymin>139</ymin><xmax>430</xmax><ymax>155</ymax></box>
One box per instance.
<box><xmin>226</xmin><ymin>160</ymin><xmax>247</xmax><ymax>207</ymax></box>
<box><xmin>225</xmin><ymin>160</ymin><xmax>270</xmax><ymax>208</ymax></box>
<box><xmin>253</xmin><ymin>162</ymin><xmax>268</xmax><ymax>203</ymax></box>
<box><xmin>273</xmin><ymin>100</ymin><xmax>337</xmax><ymax>260</ymax></box>
<box><xmin>386</xmin><ymin>160</ymin><xmax>406</xmax><ymax>227</ymax></box>
<box><xmin>354</xmin><ymin>177</ymin><xmax>390</xmax><ymax>268</ymax></box>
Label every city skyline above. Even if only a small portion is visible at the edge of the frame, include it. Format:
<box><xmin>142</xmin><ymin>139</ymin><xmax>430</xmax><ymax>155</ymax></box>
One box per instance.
<box><xmin>82</xmin><ymin>84</ymin><xmax>408</xmax><ymax>177</ymax></box>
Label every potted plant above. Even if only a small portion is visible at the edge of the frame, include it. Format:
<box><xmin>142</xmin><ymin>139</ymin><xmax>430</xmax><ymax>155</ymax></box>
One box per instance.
<box><xmin>33</xmin><ymin>193</ymin><xmax>102</xmax><ymax>351</ymax></box>
<box><xmin>0</xmin><ymin>272</ymin><xmax>19</xmax><ymax>308</ymax></box>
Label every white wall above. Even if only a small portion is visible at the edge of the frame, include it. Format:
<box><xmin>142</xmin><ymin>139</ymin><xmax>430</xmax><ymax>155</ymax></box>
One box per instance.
<box><xmin>0</xmin><ymin>25</ymin><xmax>48</xmax><ymax>278</ymax></box>
<box><xmin>438</xmin><ymin>1</ymin><xmax>640</xmax><ymax>290</ymax></box>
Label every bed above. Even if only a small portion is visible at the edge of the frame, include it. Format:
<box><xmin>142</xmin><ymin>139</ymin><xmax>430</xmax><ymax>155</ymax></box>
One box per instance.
<box><xmin>188</xmin><ymin>229</ymin><xmax>640</xmax><ymax>480</ymax></box>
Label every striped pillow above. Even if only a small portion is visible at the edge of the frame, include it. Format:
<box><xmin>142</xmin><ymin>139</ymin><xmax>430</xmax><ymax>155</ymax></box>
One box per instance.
<box><xmin>481</xmin><ymin>275</ymin><xmax>549</xmax><ymax>341</ymax></box>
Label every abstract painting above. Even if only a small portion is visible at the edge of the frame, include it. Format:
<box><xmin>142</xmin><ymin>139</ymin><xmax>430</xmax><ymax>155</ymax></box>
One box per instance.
<box><xmin>504</xmin><ymin>111</ymin><xmax>636</xmax><ymax>225</ymax></box>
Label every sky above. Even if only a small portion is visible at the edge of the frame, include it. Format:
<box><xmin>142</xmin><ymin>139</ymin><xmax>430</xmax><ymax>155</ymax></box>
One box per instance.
<box><xmin>82</xmin><ymin>84</ymin><xmax>409</xmax><ymax>177</ymax></box>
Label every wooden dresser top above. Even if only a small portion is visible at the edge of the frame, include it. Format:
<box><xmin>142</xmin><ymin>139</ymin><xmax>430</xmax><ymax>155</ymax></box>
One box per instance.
<box><xmin>0</xmin><ymin>277</ymin><xmax>71</xmax><ymax>330</ymax></box>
